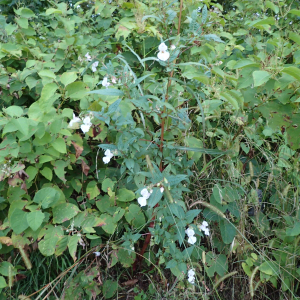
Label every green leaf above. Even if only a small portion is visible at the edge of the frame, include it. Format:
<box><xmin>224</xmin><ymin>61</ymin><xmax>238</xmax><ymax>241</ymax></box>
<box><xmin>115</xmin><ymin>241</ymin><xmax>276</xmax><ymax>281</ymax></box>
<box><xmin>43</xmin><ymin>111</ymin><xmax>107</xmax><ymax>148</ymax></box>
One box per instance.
<box><xmin>66</xmin><ymin>82</ymin><xmax>87</xmax><ymax>100</ymax></box>
<box><xmin>0</xmin><ymin>276</ymin><xmax>7</xmax><ymax>288</ymax></box>
<box><xmin>289</xmin><ymin>9</ymin><xmax>300</xmax><ymax>17</ymax></box>
<box><xmin>45</xmin><ymin>8</ymin><xmax>63</xmax><ymax>15</ymax></box>
<box><xmin>117</xmin><ymin>188</ymin><xmax>135</xmax><ymax>202</ymax></box>
<box><xmin>282</xmin><ymin>67</ymin><xmax>300</xmax><ymax>81</ymax></box>
<box><xmin>103</xmin><ymin>280</ymin><xmax>118</xmax><ymax>299</ymax></box>
<box><xmin>286</xmin><ymin>222</ymin><xmax>300</xmax><ymax>236</ymax></box>
<box><xmin>39</xmin><ymin>83</ymin><xmax>58</xmax><ymax>110</ymax></box>
<box><xmin>38</xmin><ymin>69</ymin><xmax>56</xmax><ymax>79</ymax></box>
<box><xmin>40</xmin><ymin>167</ymin><xmax>53</xmax><ymax>181</ymax></box>
<box><xmin>26</xmin><ymin>210</ymin><xmax>45</xmax><ymax>231</ymax></box>
<box><xmin>5</xmin><ymin>24</ymin><xmax>18</xmax><ymax>35</ymax></box>
<box><xmin>14</xmin><ymin>7</ymin><xmax>35</xmax><ymax>18</ymax></box>
<box><xmin>99</xmin><ymin>214</ymin><xmax>117</xmax><ymax>234</ymax></box>
<box><xmin>68</xmin><ymin>235</ymin><xmax>80</xmax><ymax>261</ymax></box>
<box><xmin>259</xmin><ymin>262</ymin><xmax>274</xmax><ymax>276</ymax></box>
<box><xmin>289</xmin><ymin>32</ymin><xmax>300</xmax><ymax>46</ymax></box>
<box><xmin>16</xmin><ymin>18</ymin><xmax>28</xmax><ymax>29</ymax></box>
<box><xmin>86</xmin><ymin>181</ymin><xmax>100</xmax><ymax>200</ymax></box>
<box><xmin>125</xmin><ymin>204</ymin><xmax>145</xmax><ymax>228</ymax></box>
<box><xmin>33</xmin><ymin>187</ymin><xmax>60</xmax><ymax>209</ymax></box>
<box><xmin>52</xmin><ymin>137</ymin><xmax>67</xmax><ymax>153</ymax></box>
<box><xmin>102</xmin><ymin>178</ymin><xmax>116</xmax><ymax>192</ymax></box>
<box><xmin>10</xmin><ymin>209</ymin><xmax>29</xmax><ymax>234</ymax></box>
<box><xmin>232</xmin><ymin>59</ymin><xmax>260</xmax><ymax>69</ymax></box>
<box><xmin>219</xmin><ymin>219</ymin><xmax>236</xmax><ymax>244</ymax></box>
<box><xmin>52</xmin><ymin>203</ymin><xmax>80</xmax><ymax>223</ymax></box>
<box><xmin>38</xmin><ymin>226</ymin><xmax>63</xmax><ymax>256</ymax></box>
<box><xmin>253</xmin><ymin>70</ymin><xmax>272</xmax><ymax>87</ymax></box>
<box><xmin>4</xmin><ymin>106</ymin><xmax>23</xmax><ymax>117</ymax></box>
<box><xmin>60</xmin><ymin>72</ymin><xmax>77</xmax><ymax>86</ymax></box>
<box><xmin>220</xmin><ymin>92</ymin><xmax>239</xmax><ymax>110</ymax></box>
<box><xmin>89</xmin><ymin>88</ymin><xmax>124</xmax><ymax>97</ymax></box>
<box><xmin>266</xmin><ymin>1</ymin><xmax>279</xmax><ymax>13</ymax></box>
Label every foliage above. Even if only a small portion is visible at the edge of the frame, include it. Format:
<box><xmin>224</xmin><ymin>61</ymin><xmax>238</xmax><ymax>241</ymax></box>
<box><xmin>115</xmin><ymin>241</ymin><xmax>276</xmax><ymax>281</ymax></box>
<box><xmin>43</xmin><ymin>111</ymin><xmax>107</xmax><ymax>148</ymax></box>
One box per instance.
<box><xmin>0</xmin><ymin>0</ymin><xmax>300</xmax><ymax>299</ymax></box>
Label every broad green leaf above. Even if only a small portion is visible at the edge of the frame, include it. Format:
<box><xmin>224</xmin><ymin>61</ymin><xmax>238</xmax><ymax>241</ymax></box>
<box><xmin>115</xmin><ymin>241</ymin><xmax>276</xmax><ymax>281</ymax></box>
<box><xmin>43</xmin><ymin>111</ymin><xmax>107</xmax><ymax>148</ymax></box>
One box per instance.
<box><xmin>102</xmin><ymin>178</ymin><xmax>116</xmax><ymax>192</ymax></box>
<box><xmin>4</xmin><ymin>106</ymin><xmax>23</xmax><ymax>117</ymax></box>
<box><xmin>26</xmin><ymin>210</ymin><xmax>45</xmax><ymax>231</ymax></box>
<box><xmin>220</xmin><ymin>92</ymin><xmax>239</xmax><ymax>110</ymax></box>
<box><xmin>289</xmin><ymin>32</ymin><xmax>300</xmax><ymax>45</ymax></box>
<box><xmin>68</xmin><ymin>235</ymin><xmax>80</xmax><ymax>261</ymax></box>
<box><xmin>38</xmin><ymin>226</ymin><xmax>63</xmax><ymax>256</ymax></box>
<box><xmin>52</xmin><ymin>203</ymin><xmax>80</xmax><ymax>223</ymax></box>
<box><xmin>253</xmin><ymin>70</ymin><xmax>272</xmax><ymax>87</ymax></box>
<box><xmin>219</xmin><ymin>219</ymin><xmax>236</xmax><ymax>244</ymax></box>
<box><xmin>266</xmin><ymin>1</ymin><xmax>279</xmax><ymax>13</ymax></box>
<box><xmin>86</xmin><ymin>181</ymin><xmax>100</xmax><ymax>200</ymax></box>
<box><xmin>39</xmin><ymin>83</ymin><xmax>58</xmax><ymax>110</ymax></box>
<box><xmin>99</xmin><ymin>214</ymin><xmax>117</xmax><ymax>234</ymax></box>
<box><xmin>16</xmin><ymin>18</ymin><xmax>28</xmax><ymax>29</ymax></box>
<box><xmin>33</xmin><ymin>187</ymin><xmax>60</xmax><ymax>209</ymax></box>
<box><xmin>60</xmin><ymin>72</ymin><xmax>77</xmax><ymax>86</ymax></box>
<box><xmin>52</xmin><ymin>137</ymin><xmax>67</xmax><ymax>153</ymax></box>
<box><xmin>286</xmin><ymin>222</ymin><xmax>300</xmax><ymax>236</ymax></box>
<box><xmin>10</xmin><ymin>209</ymin><xmax>29</xmax><ymax>234</ymax></box>
<box><xmin>38</xmin><ymin>69</ymin><xmax>56</xmax><ymax>79</ymax></box>
<box><xmin>282</xmin><ymin>67</ymin><xmax>300</xmax><ymax>81</ymax></box>
<box><xmin>117</xmin><ymin>188</ymin><xmax>135</xmax><ymax>202</ymax></box>
<box><xmin>232</xmin><ymin>59</ymin><xmax>260</xmax><ymax>69</ymax></box>
<box><xmin>103</xmin><ymin>280</ymin><xmax>118</xmax><ymax>299</ymax></box>
<box><xmin>89</xmin><ymin>88</ymin><xmax>124</xmax><ymax>96</ymax></box>
<box><xmin>5</xmin><ymin>24</ymin><xmax>18</xmax><ymax>35</ymax></box>
<box><xmin>40</xmin><ymin>167</ymin><xmax>53</xmax><ymax>181</ymax></box>
<box><xmin>66</xmin><ymin>82</ymin><xmax>87</xmax><ymax>99</ymax></box>
<box><xmin>125</xmin><ymin>204</ymin><xmax>145</xmax><ymax>228</ymax></box>
<box><xmin>14</xmin><ymin>7</ymin><xmax>35</xmax><ymax>18</ymax></box>
<box><xmin>0</xmin><ymin>276</ymin><xmax>7</xmax><ymax>288</ymax></box>
<box><xmin>45</xmin><ymin>8</ymin><xmax>63</xmax><ymax>15</ymax></box>
<box><xmin>147</xmin><ymin>187</ymin><xmax>163</xmax><ymax>208</ymax></box>
<box><xmin>289</xmin><ymin>9</ymin><xmax>300</xmax><ymax>17</ymax></box>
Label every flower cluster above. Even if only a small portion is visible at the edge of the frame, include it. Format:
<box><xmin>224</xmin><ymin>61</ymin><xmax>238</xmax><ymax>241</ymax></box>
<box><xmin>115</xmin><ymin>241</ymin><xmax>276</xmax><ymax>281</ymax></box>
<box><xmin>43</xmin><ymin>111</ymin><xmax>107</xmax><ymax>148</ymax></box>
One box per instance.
<box><xmin>91</xmin><ymin>61</ymin><xmax>99</xmax><ymax>72</ymax></box>
<box><xmin>198</xmin><ymin>220</ymin><xmax>210</xmax><ymax>236</ymax></box>
<box><xmin>103</xmin><ymin>149</ymin><xmax>114</xmax><ymax>164</ymax></box>
<box><xmin>187</xmin><ymin>269</ymin><xmax>196</xmax><ymax>284</ymax></box>
<box><xmin>137</xmin><ymin>188</ymin><xmax>152</xmax><ymax>207</ymax></box>
<box><xmin>185</xmin><ymin>227</ymin><xmax>197</xmax><ymax>245</ymax></box>
<box><xmin>69</xmin><ymin>114</ymin><xmax>93</xmax><ymax>134</ymax></box>
<box><xmin>157</xmin><ymin>42</ymin><xmax>170</xmax><ymax>61</ymax></box>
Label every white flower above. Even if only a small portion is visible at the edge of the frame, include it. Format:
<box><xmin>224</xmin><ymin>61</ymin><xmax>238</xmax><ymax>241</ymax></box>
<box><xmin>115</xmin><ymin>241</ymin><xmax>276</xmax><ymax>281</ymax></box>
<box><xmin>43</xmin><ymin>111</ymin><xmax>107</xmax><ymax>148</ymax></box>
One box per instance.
<box><xmin>170</xmin><ymin>44</ymin><xmax>176</xmax><ymax>50</ymax></box>
<box><xmin>101</xmin><ymin>77</ymin><xmax>110</xmax><ymax>88</ymax></box>
<box><xmin>69</xmin><ymin>113</ymin><xmax>81</xmax><ymax>127</ymax></box>
<box><xmin>188</xmin><ymin>269</ymin><xmax>196</xmax><ymax>284</ymax></box>
<box><xmin>138</xmin><ymin>196</ymin><xmax>147</xmax><ymax>207</ymax></box>
<box><xmin>137</xmin><ymin>188</ymin><xmax>152</xmax><ymax>207</ymax></box>
<box><xmin>91</xmin><ymin>61</ymin><xmax>99</xmax><ymax>72</ymax></box>
<box><xmin>103</xmin><ymin>149</ymin><xmax>114</xmax><ymax>164</ymax></box>
<box><xmin>157</xmin><ymin>42</ymin><xmax>170</xmax><ymax>61</ymax></box>
<box><xmin>188</xmin><ymin>276</ymin><xmax>195</xmax><ymax>284</ymax></box>
<box><xmin>85</xmin><ymin>52</ymin><xmax>92</xmax><ymax>61</ymax></box>
<box><xmin>78</xmin><ymin>56</ymin><xmax>83</xmax><ymax>62</ymax></box>
<box><xmin>185</xmin><ymin>228</ymin><xmax>195</xmax><ymax>237</ymax></box>
<box><xmin>93</xmin><ymin>252</ymin><xmax>101</xmax><ymax>256</ymax></box>
<box><xmin>160</xmin><ymin>187</ymin><xmax>164</xmax><ymax>193</ymax></box>
<box><xmin>198</xmin><ymin>221</ymin><xmax>210</xmax><ymax>236</ymax></box>
<box><xmin>188</xmin><ymin>235</ymin><xmax>197</xmax><ymax>245</ymax></box>
<box><xmin>141</xmin><ymin>188</ymin><xmax>151</xmax><ymax>199</ymax></box>
<box><xmin>80</xmin><ymin>116</ymin><xmax>92</xmax><ymax>134</ymax></box>
<box><xmin>188</xmin><ymin>269</ymin><xmax>195</xmax><ymax>277</ymax></box>
<box><xmin>111</xmin><ymin>76</ymin><xmax>117</xmax><ymax>84</ymax></box>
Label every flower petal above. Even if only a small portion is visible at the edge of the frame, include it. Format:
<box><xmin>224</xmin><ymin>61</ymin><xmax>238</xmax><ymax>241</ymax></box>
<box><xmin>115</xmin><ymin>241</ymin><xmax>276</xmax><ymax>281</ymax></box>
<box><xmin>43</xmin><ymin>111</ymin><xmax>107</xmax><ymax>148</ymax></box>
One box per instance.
<box><xmin>138</xmin><ymin>196</ymin><xmax>147</xmax><ymax>207</ymax></box>
<box><xmin>188</xmin><ymin>235</ymin><xmax>197</xmax><ymax>245</ymax></box>
<box><xmin>81</xmin><ymin>124</ymin><xmax>91</xmax><ymax>133</ymax></box>
<box><xmin>157</xmin><ymin>51</ymin><xmax>170</xmax><ymax>61</ymax></box>
<box><xmin>158</xmin><ymin>42</ymin><xmax>168</xmax><ymax>52</ymax></box>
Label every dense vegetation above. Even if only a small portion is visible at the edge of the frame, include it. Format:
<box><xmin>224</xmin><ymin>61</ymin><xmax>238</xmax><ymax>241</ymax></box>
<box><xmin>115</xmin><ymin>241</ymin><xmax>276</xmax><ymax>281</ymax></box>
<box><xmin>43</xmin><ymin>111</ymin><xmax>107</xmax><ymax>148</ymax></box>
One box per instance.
<box><xmin>0</xmin><ymin>0</ymin><xmax>300</xmax><ymax>299</ymax></box>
